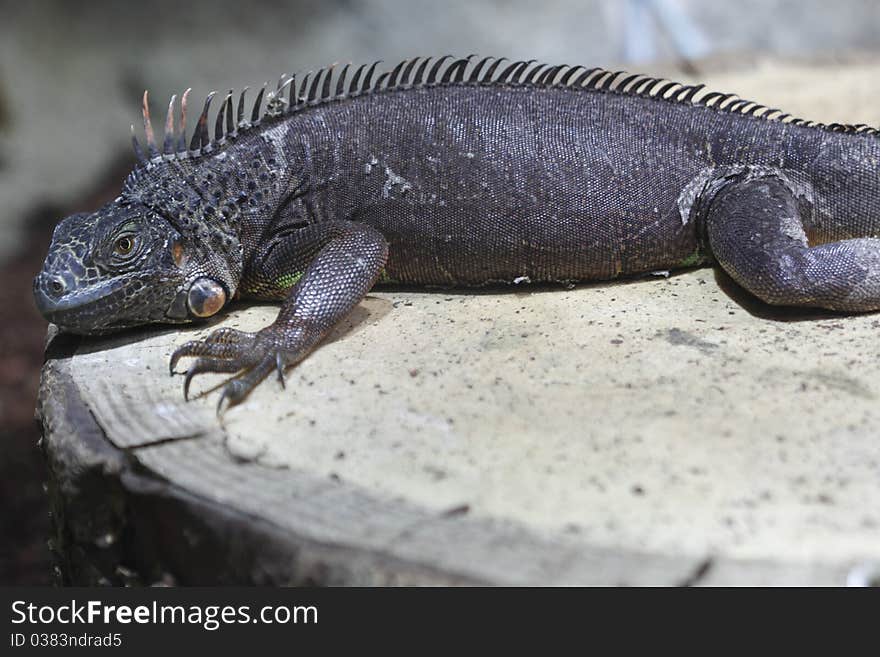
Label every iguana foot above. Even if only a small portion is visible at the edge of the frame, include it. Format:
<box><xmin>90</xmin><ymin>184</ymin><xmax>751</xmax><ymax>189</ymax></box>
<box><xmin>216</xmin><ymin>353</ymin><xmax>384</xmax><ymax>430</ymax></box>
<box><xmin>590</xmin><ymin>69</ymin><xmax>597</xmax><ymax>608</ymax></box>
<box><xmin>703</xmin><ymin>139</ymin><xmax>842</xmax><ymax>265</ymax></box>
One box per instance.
<box><xmin>170</xmin><ymin>220</ymin><xmax>388</xmax><ymax>411</ymax></box>
<box><xmin>170</xmin><ymin>322</ymin><xmax>320</xmax><ymax>412</ymax></box>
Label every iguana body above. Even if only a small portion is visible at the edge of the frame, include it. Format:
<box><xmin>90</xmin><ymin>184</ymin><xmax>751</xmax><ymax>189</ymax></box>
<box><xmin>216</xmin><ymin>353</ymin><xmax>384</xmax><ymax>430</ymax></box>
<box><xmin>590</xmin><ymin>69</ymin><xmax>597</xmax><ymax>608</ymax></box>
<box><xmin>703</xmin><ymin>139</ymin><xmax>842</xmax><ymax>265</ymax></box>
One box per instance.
<box><xmin>34</xmin><ymin>56</ymin><xmax>880</xmax><ymax>408</ymax></box>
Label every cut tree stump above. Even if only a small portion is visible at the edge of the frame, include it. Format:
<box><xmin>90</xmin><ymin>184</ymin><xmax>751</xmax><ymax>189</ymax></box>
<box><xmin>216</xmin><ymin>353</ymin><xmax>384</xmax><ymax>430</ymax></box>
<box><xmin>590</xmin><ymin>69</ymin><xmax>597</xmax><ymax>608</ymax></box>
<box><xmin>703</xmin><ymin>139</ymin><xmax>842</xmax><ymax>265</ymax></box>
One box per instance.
<box><xmin>37</xmin><ymin>59</ymin><xmax>880</xmax><ymax>586</ymax></box>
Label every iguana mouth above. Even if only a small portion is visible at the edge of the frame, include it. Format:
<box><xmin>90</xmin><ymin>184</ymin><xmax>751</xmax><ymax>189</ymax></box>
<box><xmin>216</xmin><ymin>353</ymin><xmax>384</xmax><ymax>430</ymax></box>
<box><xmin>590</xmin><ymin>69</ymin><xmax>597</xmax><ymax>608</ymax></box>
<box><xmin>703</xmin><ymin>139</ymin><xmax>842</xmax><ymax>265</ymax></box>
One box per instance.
<box><xmin>33</xmin><ymin>274</ymin><xmax>129</xmax><ymax>334</ymax></box>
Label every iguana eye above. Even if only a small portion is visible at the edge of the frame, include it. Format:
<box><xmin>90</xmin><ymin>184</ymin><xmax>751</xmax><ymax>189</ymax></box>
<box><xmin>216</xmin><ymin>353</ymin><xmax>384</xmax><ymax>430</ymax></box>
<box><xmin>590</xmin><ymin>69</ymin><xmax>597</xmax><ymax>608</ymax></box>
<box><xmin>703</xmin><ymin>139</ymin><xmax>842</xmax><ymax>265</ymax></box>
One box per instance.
<box><xmin>114</xmin><ymin>235</ymin><xmax>136</xmax><ymax>256</ymax></box>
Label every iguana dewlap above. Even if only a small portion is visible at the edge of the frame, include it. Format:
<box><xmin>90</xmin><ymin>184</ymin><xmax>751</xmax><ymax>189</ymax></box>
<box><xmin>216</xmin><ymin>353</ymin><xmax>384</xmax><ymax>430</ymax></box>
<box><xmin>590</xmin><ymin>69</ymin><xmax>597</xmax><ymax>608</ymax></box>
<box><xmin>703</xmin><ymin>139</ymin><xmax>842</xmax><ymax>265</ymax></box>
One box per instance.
<box><xmin>33</xmin><ymin>56</ymin><xmax>880</xmax><ymax>409</ymax></box>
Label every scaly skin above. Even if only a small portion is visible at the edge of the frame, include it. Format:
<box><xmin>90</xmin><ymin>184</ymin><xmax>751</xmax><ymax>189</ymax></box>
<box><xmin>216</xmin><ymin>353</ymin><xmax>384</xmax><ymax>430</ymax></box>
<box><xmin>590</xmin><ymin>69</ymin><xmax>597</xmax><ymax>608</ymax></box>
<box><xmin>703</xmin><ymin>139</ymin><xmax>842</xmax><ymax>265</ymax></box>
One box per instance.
<box><xmin>33</xmin><ymin>56</ymin><xmax>880</xmax><ymax>409</ymax></box>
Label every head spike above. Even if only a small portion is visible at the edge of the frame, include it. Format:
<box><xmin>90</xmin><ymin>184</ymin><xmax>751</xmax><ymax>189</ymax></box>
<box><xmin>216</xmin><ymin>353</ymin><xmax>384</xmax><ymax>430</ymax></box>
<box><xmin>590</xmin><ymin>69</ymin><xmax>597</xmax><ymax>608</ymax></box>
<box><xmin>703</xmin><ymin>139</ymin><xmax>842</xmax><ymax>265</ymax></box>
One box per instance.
<box><xmin>298</xmin><ymin>72</ymin><xmax>311</xmax><ymax>103</ymax></box>
<box><xmin>615</xmin><ymin>73</ymin><xmax>642</xmax><ymax>91</ymax></box>
<box><xmin>236</xmin><ymin>87</ymin><xmax>248</xmax><ymax>126</ymax></box>
<box><xmin>177</xmin><ymin>88</ymin><xmax>191</xmax><ymax>152</ymax></box>
<box><xmin>387</xmin><ymin>59</ymin><xmax>407</xmax><ymax>87</ymax></box>
<box><xmin>321</xmin><ymin>63</ymin><xmax>336</xmax><ymax>100</ymax></box>
<box><xmin>559</xmin><ymin>65</ymin><xmax>585</xmax><ymax>86</ymax></box>
<box><xmin>277</xmin><ymin>77</ymin><xmax>294</xmax><ymax>101</ymax></box>
<box><xmin>335</xmin><ymin>64</ymin><xmax>349</xmax><ymax>97</ymax></box>
<box><xmin>251</xmin><ymin>84</ymin><xmax>266</xmax><ymax>123</ymax></box>
<box><xmin>308</xmin><ymin>69</ymin><xmax>324</xmax><ymax>102</ymax></box>
<box><xmin>348</xmin><ymin>65</ymin><xmax>365</xmax><ymax>94</ymax></box>
<box><xmin>363</xmin><ymin>61</ymin><xmax>381</xmax><ymax>90</ymax></box>
<box><xmin>536</xmin><ymin>64</ymin><xmax>562</xmax><ymax>85</ymax></box>
<box><xmin>632</xmin><ymin>76</ymin><xmax>657</xmax><ymax>93</ymax></box>
<box><xmin>521</xmin><ymin>62</ymin><xmax>547</xmax><ymax>85</ymax></box>
<box><xmin>426</xmin><ymin>55</ymin><xmax>452</xmax><ymax>84</ymax></box>
<box><xmin>481</xmin><ymin>57</ymin><xmax>507</xmax><ymax>83</ymax></box>
<box><xmin>716</xmin><ymin>93</ymin><xmax>737</xmax><ymax>109</ymax></box>
<box><xmin>468</xmin><ymin>56</ymin><xmax>492</xmax><ymax>83</ymax></box>
<box><xmin>453</xmin><ymin>55</ymin><xmax>476</xmax><ymax>82</ymax></box>
<box><xmin>163</xmin><ymin>94</ymin><xmax>176</xmax><ymax>155</ymax></box>
<box><xmin>266</xmin><ymin>79</ymin><xmax>290</xmax><ymax>117</ymax></box>
<box><xmin>141</xmin><ymin>90</ymin><xmax>159</xmax><ymax>157</ymax></box>
<box><xmin>496</xmin><ymin>60</ymin><xmax>526</xmax><ymax>84</ymax></box>
<box><xmin>441</xmin><ymin>56</ymin><xmax>471</xmax><ymax>84</ymax></box>
<box><xmin>679</xmin><ymin>83</ymin><xmax>705</xmax><ymax>103</ymax></box>
<box><xmin>373</xmin><ymin>71</ymin><xmax>390</xmax><ymax>91</ymax></box>
<box><xmin>401</xmin><ymin>58</ymin><xmax>419</xmax><ymax>85</ymax></box>
<box><xmin>131</xmin><ymin>124</ymin><xmax>147</xmax><ymax>163</ymax></box>
<box><xmin>190</xmin><ymin>91</ymin><xmax>216</xmax><ymax>151</ymax></box>
<box><xmin>214</xmin><ymin>95</ymin><xmax>226</xmax><ymax>142</ymax></box>
<box><xmin>586</xmin><ymin>69</ymin><xmax>614</xmax><ymax>89</ymax></box>
<box><xmin>654</xmin><ymin>81</ymin><xmax>679</xmax><ymax>98</ymax></box>
<box><xmin>224</xmin><ymin>91</ymin><xmax>234</xmax><ymax>134</ymax></box>
<box><xmin>288</xmin><ymin>74</ymin><xmax>297</xmax><ymax>107</ymax></box>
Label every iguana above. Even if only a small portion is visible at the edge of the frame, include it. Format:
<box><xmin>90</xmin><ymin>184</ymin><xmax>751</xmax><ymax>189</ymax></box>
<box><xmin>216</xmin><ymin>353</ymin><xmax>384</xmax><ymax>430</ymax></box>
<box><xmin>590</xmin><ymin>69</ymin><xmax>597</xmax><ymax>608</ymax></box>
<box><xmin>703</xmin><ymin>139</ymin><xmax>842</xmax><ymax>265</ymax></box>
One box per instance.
<box><xmin>33</xmin><ymin>56</ymin><xmax>880</xmax><ymax>410</ymax></box>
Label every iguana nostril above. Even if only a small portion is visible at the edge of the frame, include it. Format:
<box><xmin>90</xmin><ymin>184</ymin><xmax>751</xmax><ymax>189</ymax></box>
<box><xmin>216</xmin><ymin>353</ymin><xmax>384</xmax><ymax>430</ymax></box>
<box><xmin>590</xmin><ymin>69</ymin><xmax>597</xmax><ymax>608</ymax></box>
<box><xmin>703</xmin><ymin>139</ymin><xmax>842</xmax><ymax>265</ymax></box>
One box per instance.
<box><xmin>49</xmin><ymin>276</ymin><xmax>66</xmax><ymax>295</ymax></box>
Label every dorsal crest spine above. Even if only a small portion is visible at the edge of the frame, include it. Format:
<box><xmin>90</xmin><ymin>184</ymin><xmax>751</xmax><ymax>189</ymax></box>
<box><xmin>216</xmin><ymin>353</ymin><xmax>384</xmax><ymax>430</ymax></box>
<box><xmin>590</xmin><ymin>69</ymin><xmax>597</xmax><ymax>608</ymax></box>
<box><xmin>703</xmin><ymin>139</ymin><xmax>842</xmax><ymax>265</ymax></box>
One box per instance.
<box><xmin>131</xmin><ymin>55</ymin><xmax>880</xmax><ymax>166</ymax></box>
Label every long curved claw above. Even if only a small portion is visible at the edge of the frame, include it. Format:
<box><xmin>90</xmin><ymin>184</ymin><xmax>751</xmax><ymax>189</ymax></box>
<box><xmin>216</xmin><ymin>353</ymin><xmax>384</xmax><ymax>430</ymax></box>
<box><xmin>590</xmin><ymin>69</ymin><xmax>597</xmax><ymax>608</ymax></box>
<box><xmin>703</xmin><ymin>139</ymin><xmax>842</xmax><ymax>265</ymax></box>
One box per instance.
<box><xmin>216</xmin><ymin>380</ymin><xmax>242</xmax><ymax>415</ymax></box>
<box><xmin>170</xmin><ymin>330</ymin><xmax>253</xmax><ymax>374</ymax></box>
<box><xmin>216</xmin><ymin>355</ymin><xmax>277</xmax><ymax>415</ymax></box>
<box><xmin>169</xmin><ymin>324</ymin><xmax>297</xmax><ymax>411</ymax></box>
<box><xmin>183</xmin><ymin>358</ymin><xmax>244</xmax><ymax>401</ymax></box>
<box><xmin>275</xmin><ymin>352</ymin><xmax>286</xmax><ymax>389</ymax></box>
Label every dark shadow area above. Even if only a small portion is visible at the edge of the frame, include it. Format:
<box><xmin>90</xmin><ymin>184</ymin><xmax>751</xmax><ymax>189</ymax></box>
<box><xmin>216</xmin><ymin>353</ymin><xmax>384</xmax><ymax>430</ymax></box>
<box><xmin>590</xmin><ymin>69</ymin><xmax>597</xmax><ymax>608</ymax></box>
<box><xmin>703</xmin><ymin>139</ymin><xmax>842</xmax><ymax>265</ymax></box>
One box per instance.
<box><xmin>373</xmin><ymin>264</ymin><xmax>700</xmax><ymax>298</ymax></box>
<box><xmin>68</xmin><ymin>314</ymin><xmax>232</xmax><ymax>359</ymax></box>
<box><xmin>712</xmin><ymin>266</ymin><xmax>857</xmax><ymax>323</ymax></box>
<box><xmin>0</xmin><ymin>152</ymin><xmax>133</xmax><ymax>585</ymax></box>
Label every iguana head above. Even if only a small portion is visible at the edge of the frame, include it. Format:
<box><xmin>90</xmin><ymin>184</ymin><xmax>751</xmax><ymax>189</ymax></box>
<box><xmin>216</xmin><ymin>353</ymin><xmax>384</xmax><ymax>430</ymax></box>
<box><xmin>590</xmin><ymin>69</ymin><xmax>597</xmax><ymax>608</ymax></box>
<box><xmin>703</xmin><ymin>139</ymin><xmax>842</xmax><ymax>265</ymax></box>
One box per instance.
<box><xmin>34</xmin><ymin>90</ymin><xmax>253</xmax><ymax>335</ymax></box>
<box><xmin>34</xmin><ymin>198</ymin><xmax>229</xmax><ymax>335</ymax></box>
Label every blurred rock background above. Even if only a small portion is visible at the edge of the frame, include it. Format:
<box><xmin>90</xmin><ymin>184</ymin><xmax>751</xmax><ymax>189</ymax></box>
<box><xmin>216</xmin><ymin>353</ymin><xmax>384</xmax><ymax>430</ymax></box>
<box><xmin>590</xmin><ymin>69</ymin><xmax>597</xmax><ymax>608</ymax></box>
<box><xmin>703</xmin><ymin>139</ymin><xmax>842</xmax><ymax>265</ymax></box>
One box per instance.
<box><xmin>2</xmin><ymin>0</ymin><xmax>880</xmax><ymax>584</ymax></box>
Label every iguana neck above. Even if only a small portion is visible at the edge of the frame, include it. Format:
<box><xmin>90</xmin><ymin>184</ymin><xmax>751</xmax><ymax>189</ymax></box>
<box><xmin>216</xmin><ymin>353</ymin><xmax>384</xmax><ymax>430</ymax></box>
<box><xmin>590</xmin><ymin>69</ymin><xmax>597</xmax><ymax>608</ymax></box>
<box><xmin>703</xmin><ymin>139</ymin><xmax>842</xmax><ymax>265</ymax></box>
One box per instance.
<box><xmin>123</xmin><ymin>126</ymin><xmax>310</xmax><ymax>295</ymax></box>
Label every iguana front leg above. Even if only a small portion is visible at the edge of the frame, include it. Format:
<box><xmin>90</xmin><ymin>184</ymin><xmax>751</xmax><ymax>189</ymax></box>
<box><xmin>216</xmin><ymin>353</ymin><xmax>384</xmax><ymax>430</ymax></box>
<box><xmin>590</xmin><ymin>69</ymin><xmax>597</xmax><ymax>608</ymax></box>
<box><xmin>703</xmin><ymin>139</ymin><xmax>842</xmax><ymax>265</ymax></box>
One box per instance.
<box><xmin>706</xmin><ymin>172</ymin><xmax>880</xmax><ymax>312</ymax></box>
<box><xmin>170</xmin><ymin>221</ymin><xmax>388</xmax><ymax>410</ymax></box>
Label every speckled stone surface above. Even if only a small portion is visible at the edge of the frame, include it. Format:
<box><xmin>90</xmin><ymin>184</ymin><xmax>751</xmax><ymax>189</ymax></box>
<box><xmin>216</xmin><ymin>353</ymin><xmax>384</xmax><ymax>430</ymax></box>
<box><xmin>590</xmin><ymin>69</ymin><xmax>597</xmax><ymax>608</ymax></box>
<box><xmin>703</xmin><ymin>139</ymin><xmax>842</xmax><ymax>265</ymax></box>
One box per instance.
<box><xmin>63</xmin><ymin>264</ymin><xmax>880</xmax><ymax>582</ymax></box>
<box><xmin>182</xmin><ymin>274</ymin><xmax>880</xmax><ymax>562</ymax></box>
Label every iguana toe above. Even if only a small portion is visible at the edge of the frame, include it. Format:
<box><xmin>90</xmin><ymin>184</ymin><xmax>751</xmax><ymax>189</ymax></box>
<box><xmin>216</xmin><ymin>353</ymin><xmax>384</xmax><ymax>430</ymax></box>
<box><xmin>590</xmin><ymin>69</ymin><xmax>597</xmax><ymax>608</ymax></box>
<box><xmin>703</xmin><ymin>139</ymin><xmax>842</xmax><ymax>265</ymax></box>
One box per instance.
<box><xmin>215</xmin><ymin>353</ymin><xmax>279</xmax><ymax>414</ymax></box>
<box><xmin>170</xmin><ymin>324</ymin><xmax>303</xmax><ymax>409</ymax></box>
<box><xmin>182</xmin><ymin>358</ymin><xmax>244</xmax><ymax>401</ymax></box>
